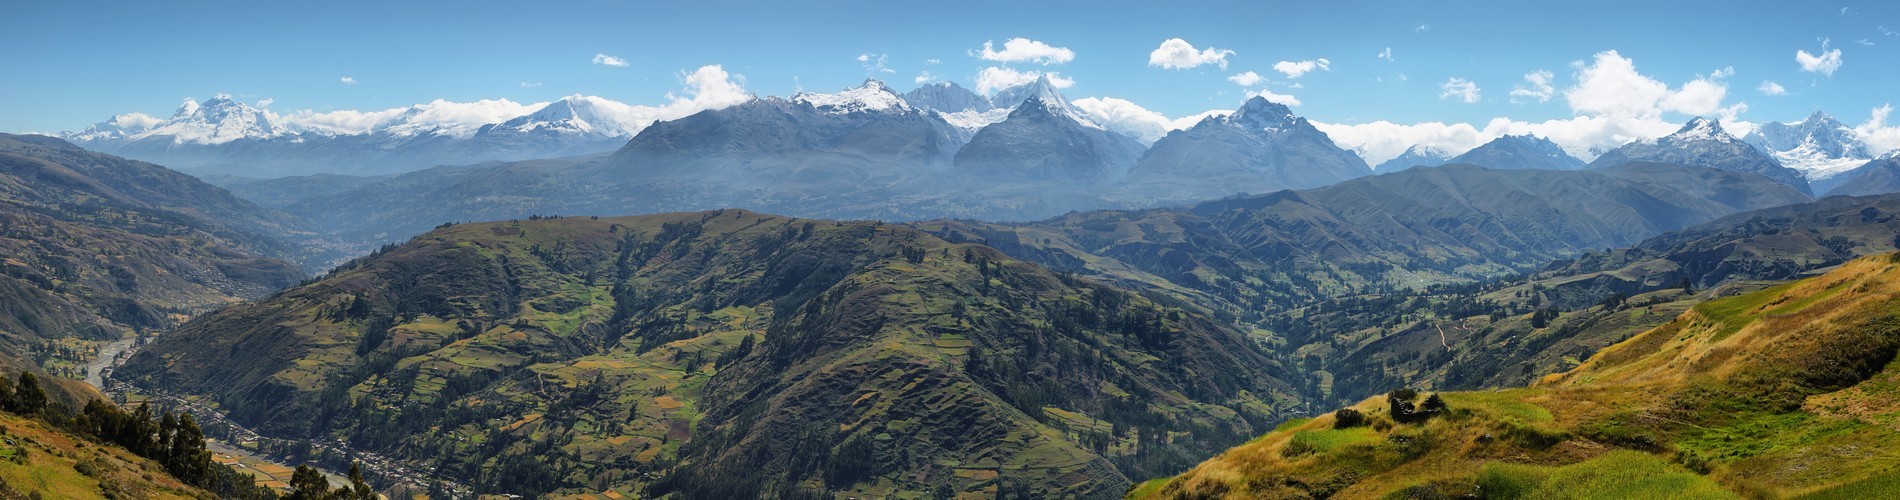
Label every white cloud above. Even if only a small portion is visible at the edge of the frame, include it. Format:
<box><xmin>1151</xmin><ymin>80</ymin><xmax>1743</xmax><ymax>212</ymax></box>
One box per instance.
<box><xmin>1377</xmin><ymin>47</ymin><xmax>1393</xmax><ymax>62</ymax></box>
<box><xmin>1563</xmin><ymin>51</ymin><xmax>1741</xmax><ymax>120</ymax></box>
<box><xmin>1758</xmin><ymin>80</ymin><xmax>1788</xmax><ymax>96</ymax></box>
<box><xmin>1857</xmin><ymin>104</ymin><xmax>1900</xmax><ymax>153</ymax></box>
<box><xmin>857</xmin><ymin>53</ymin><xmax>894</xmax><ymax>74</ymax></box>
<box><xmin>1272</xmin><ymin>58</ymin><xmax>1331</xmax><ymax>78</ymax></box>
<box><xmin>339</xmin><ymin>76</ymin><xmax>357</xmax><ymax>85</ymax></box>
<box><xmin>914</xmin><ymin>71</ymin><xmax>937</xmax><ymax>85</ymax></box>
<box><xmin>1318</xmin><ymin>115</ymin><xmax>1681</xmax><ymax>166</ymax></box>
<box><xmin>1858</xmin><ymin>39</ymin><xmax>1876</xmax><ymax>46</ymax></box>
<box><xmin>1244</xmin><ymin>88</ymin><xmax>1302</xmax><ymax>107</ymax></box>
<box><xmin>1147</xmin><ymin>38</ymin><xmax>1234</xmax><ymax>70</ymax></box>
<box><xmin>1227</xmin><ymin>71</ymin><xmax>1264</xmax><ymax>86</ymax></box>
<box><xmin>1415</xmin><ymin>24</ymin><xmax>1430</xmax><ymax>33</ymax></box>
<box><xmin>1509</xmin><ymin>70</ymin><xmax>1555</xmax><ymax>103</ymax></box>
<box><xmin>1564</xmin><ymin>51</ymin><xmax>1669</xmax><ymax>118</ymax></box>
<box><xmin>1796</xmin><ymin>39</ymin><xmax>1843</xmax><ymax>76</ymax></box>
<box><xmin>925</xmin><ymin>58</ymin><xmax>942</xmax><ymax>65</ymax></box>
<box><xmin>520</xmin><ymin>82</ymin><xmax>542</xmax><ymax>88</ymax></box>
<box><xmin>973</xmin><ymin>66</ymin><xmax>1074</xmax><ymax>94</ymax></box>
<box><xmin>1883</xmin><ymin>25</ymin><xmax>1899</xmax><ymax>37</ymax></box>
<box><xmin>1321</xmin><ymin>51</ymin><xmax>1755</xmax><ymax>166</ymax></box>
<box><xmin>1439</xmin><ymin>78</ymin><xmax>1481</xmax><ymax>103</ymax></box>
<box><xmin>1070</xmin><ymin>96</ymin><xmax>1225</xmax><ymax>144</ymax></box>
<box><xmin>280</xmin><ymin>99</ymin><xmax>521</xmax><ymax>137</ymax></box>
<box><xmin>972</xmin><ymin>38</ymin><xmax>1074</xmax><ymax>65</ymax></box>
<box><xmin>593</xmin><ymin>53</ymin><xmax>630</xmax><ymax>67</ymax></box>
<box><xmin>1660</xmin><ymin>67</ymin><xmax>1736</xmax><ymax>117</ymax></box>
<box><xmin>256</xmin><ymin>98</ymin><xmax>274</xmax><ymax>108</ymax></box>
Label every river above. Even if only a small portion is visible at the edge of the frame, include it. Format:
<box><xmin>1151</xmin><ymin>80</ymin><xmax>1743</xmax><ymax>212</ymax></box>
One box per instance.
<box><xmin>84</xmin><ymin>334</ymin><xmax>137</xmax><ymax>390</ymax></box>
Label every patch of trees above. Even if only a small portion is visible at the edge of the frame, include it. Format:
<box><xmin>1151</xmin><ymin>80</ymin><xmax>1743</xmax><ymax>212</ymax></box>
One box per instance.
<box><xmin>283</xmin><ymin>462</ymin><xmax>384</xmax><ymax>499</ymax></box>
<box><xmin>54</xmin><ymin>392</ymin><xmax>277</xmax><ymax>498</ymax></box>
<box><xmin>0</xmin><ymin>372</ymin><xmax>47</xmax><ymax>418</ymax></box>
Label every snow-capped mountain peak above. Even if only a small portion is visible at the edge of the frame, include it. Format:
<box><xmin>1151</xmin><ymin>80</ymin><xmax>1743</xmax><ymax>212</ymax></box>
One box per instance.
<box><xmin>492</xmin><ymin>95</ymin><xmax>646</xmax><ymax>138</ymax></box>
<box><xmin>989</xmin><ymin>76</ymin><xmax>1099</xmax><ymax>129</ymax></box>
<box><xmin>1372</xmin><ymin>144</ymin><xmax>1454</xmax><ymax>172</ymax></box>
<box><xmin>173</xmin><ymin>98</ymin><xmax>201</xmax><ymax>118</ymax></box>
<box><xmin>66</xmin><ymin>113</ymin><xmax>161</xmax><ymax>141</ymax></box>
<box><xmin>1225</xmin><ymin>96</ymin><xmax>1297</xmax><ymax>133</ymax></box>
<box><xmin>1742</xmin><ymin>110</ymin><xmax>1872</xmax><ymax>182</ymax></box>
<box><xmin>793</xmin><ymin>79</ymin><xmax>912</xmax><ymax>115</ymax></box>
<box><xmin>1668</xmin><ymin>117</ymin><xmax>1736</xmax><ymax>144</ymax></box>
<box><xmin>127</xmin><ymin>94</ymin><xmax>285</xmax><ymax>145</ymax></box>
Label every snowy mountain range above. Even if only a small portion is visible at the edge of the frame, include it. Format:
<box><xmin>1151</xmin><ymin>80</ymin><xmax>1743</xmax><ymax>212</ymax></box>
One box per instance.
<box><xmin>62</xmin><ymin>93</ymin><xmax>673</xmax><ymax>177</ymax></box>
<box><xmin>1742</xmin><ymin>111</ymin><xmax>1874</xmax><ymax>194</ymax></box>
<box><xmin>1591</xmin><ymin>117</ymin><xmax>1813</xmax><ymax>195</ymax></box>
<box><xmin>60</xmin><ymin>79</ymin><xmax>1884</xmax><ymax>208</ymax></box>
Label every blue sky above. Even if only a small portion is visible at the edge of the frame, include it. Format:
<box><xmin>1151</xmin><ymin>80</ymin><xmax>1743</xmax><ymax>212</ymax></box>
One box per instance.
<box><xmin>6</xmin><ymin>0</ymin><xmax>1898</xmax><ymax>159</ymax></box>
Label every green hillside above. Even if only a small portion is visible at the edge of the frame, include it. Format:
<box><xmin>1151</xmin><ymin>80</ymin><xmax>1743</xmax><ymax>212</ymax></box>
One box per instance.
<box><xmin>119</xmin><ymin>210</ymin><xmax>1301</xmax><ymax>497</ymax></box>
<box><xmin>1135</xmin><ymin>252</ymin><xmax>1900</xmax><ymax>499</ymax></box>
<box><xmin>0</xmin><ymin>134</ymin><xmax>306</xmax><ymax>408</ymax></box>
<box><xmin>919</xmin><ymin>163</ymin><xmax>1819</xmax><ymax>410</ymax></box>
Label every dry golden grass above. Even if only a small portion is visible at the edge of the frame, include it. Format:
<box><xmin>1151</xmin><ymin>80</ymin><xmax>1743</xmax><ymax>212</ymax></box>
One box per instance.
<box><xmin>1135</xmin><ymin>255</ymin><xmax>1900</xmax><ymax>500</ymax></box>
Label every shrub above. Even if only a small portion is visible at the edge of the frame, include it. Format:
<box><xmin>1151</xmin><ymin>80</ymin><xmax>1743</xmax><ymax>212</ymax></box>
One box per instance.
<box><xmin>1387</xmin><ymin>389</ymin><xmax>1448</xmax><ymax>424</ymax></box>
<box><xmin>1281</xmin><ymin>437</ymin><xmax>1318</xmax><ymax>458</ymax></box>
<box><xmin>74</xmin><ymin>458</ymin><xmax>105</xmax><ymax>478</ymax></box>
<box><xmin>1334</xmin><ymin>408</ymin><xmax>1367</xmax><ymax>429</ymax></box>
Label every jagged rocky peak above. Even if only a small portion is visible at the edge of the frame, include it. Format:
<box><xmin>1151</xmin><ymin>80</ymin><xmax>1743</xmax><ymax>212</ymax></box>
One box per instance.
<box><xmin>1743</xmin><ymin>110</ymin><xmax>1874</xmax><ymax>184</ymax></box>
<box><xmin>1670</xmin><ymin>116</ymin><xmax>1735</xmax><ymax>142</ymax></box>
<box><xmin>792</xmin><ymin>78</ymin><xmax>912</xmax><ymax>114</ymax></box>
<box><xmin>1589</xmin><ymin>115</ymin><xmax>1812</xmax><ymax>196</ymax></box>
<box><xmin>992</xmin><ymin>75</ymin><xmax>1072</xmax><ymax>109</ymax></box>
<box><xmin>1225</xmin><ymin>95</ymin><xmax>1298</xmax><ymax>131</ymax></box>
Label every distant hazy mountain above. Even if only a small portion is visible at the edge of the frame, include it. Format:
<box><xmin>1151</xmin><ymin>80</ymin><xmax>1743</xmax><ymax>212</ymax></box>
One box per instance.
<box><xmin>900</xmin><ymin>81</ymin><xmax>992</xmax><ymax>113</ymax></box>
<box><xmin>1824</xmin><ymin>157</ymin><xmax>1900</xmax><ymax>197</ymax></box>
<box><xmin>1373</xmin><ymin>144</ymin><xmax>1453</xmax><ymax>172</ymax></box>
<box><xmin>1120</xmin><ymin>96</ymin><xmax>1371</xmax><ymax>201</ymax></box>
<box><xmin>952</xmin><ymin>95</ymin><xmax>1144</xmax><ymax>184</ymax></box>
<box><xmin>1742</xmin><ymin>111</ymin><xmax>1874</xmax><ymax>193</ymax></box>
<box><xmin>1590</xmin><ymin>117</ymin><xmax>1812</xmax><ymax>195</ymax></box>
<box><xmin>597</xmin><ymin>79</ymin><xmax>964</xmax><ymax>195</ymax></box>
<box><xmin>63</xmin><ymin>94</ymin><xmax>656</xmax><ymax>177</ymax></box>
<box><xmin>1446</xmin><ymin>134</ymin><xmax>1585</xmax><ymax>170</ymax></box>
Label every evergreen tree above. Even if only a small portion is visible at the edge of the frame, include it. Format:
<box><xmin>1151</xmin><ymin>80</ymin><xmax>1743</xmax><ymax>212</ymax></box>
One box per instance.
<box><xmin>289</xmin><ymin>465</ymin><xmax>331</xmax><ymax>499</ymax></box>
<box><xmin>346</xmin><ymin>462</ymin><xmax>378</xmax><ymax>499</ymax></box>
<box><xmin>12</xmin><ymin>372</ymin><xmax>45</xmax><ymax>416</ymax></box>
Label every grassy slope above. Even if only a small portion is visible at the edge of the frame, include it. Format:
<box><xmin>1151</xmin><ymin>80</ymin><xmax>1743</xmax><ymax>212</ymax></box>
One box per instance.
<box><xmin>1135</xmin><ymin>253</ymin><xmax>1900</xmax><ymax>499</ymax></box>
<box><xmin>0</xmin><ymin>412</ymin><xmax>204</xmax><ymax>498</ymax></box>
<box><xmin>122</xmin><ymin>210</ymin><xmax>1300</xmax><ymax>497</ymax></box>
